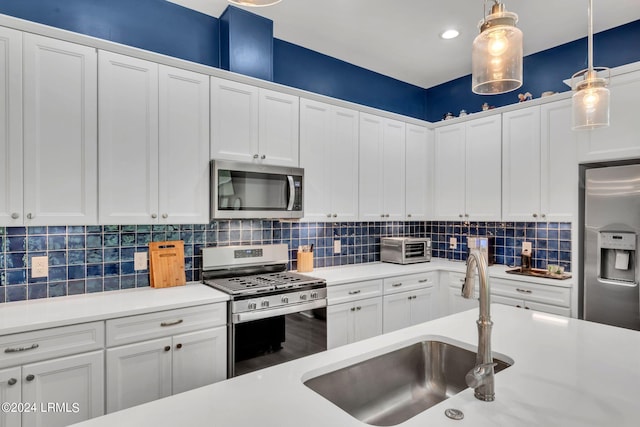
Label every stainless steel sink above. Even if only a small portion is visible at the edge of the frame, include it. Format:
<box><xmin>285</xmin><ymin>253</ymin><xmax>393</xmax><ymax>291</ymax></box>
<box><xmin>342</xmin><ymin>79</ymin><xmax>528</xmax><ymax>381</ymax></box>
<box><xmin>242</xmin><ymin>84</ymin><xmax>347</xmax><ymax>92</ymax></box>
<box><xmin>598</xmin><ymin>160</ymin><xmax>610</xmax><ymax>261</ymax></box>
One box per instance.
<box><xmin>303</xmin><ymin>340</ymin><xmax>512</xmax><ymax>426</ymax></box>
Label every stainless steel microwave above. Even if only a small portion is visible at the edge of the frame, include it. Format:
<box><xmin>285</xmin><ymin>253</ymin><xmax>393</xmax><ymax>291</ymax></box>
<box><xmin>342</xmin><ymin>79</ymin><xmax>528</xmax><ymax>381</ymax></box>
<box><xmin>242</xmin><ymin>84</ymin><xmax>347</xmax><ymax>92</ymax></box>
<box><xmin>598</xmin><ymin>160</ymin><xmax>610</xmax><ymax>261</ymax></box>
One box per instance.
<box><xmin>211</xmin><ymin>160</ymin><xmax>304</xmax><ymax>219</ymax></box>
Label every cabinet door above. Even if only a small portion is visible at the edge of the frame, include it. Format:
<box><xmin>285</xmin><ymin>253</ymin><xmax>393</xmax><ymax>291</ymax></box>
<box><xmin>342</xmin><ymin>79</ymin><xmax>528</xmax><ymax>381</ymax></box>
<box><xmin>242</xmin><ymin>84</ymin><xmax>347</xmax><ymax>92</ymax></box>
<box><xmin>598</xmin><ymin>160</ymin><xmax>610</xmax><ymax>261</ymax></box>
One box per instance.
<box><xmin>106</xmin><ymin>338</ymin><xmax>172</xmax><ymax>413</ymax></box>
<box><xmin>502</xmin><ymin>107</ymin><xmax>542</xmax><ymax>221</ymax></box>
<box><xmin>172</xmin><ymin>327</ymin><xmax>226</xmax><ymax>395</ymax></box>
<box><xmin>329</xmin><ymin>106</ymin><xmax>359</xmax><ymax>221</ymax></box>
<box><xmin>98</xmin><ymin>51</ymin><xmax>159</xmax><ymax>224</ymax></box>
<box><xmin>540</xmin><ymin>99</ymin><xmax>577</xmax><ymax>221</ymax></box>
<box><xmin>0</xmin><ymin>367</ymin><xmax>21</xmax><ymax>427</ymax></box>
<box><xmin>210</xmin><ymin>77</ymin><xmax>259</xmax><ymax>162</ymax></box>
<box><xmin>434</xmin><ymin>123</ymin><xmax>466</xmax><ymax>220</ymax></box>
<box><xmin>447</xmin><ymin>286</ymin><xmax>478</xmax><ymax>315</ymax></box>
<box><xmin>23</xmin><ymin>34</ymin><xmax>97</xmax><ymax>226</ymax></box>
<box><xmin>383</xmin><ymin>293</ymin><xmax>412</xmax><ymax>333</ymax></box>
<box><xmin>382</xmin><ymin>119</ymin><xmax>406</xmax><ymax>220</ymax></box>
<box><xmin>405</xmin><ymin>124</ymin><xmax>432</xmax><ymax>221</ymax></box>
<box><xmin>258</xmin><ymin>88</ymin><xmax>299</xmax><ymax>166</ymax></box>
<box><xmin>158</xmin><ymin>65</ymin><xmax>210</xmax><ymax>224</ymax></box>
<box><xmin>353</xmin><ymin>297</ymin><xmax>383</xmax><ymax>343</ymax></box>
<box><xmin>465</xmin><ymin>115</ymin><xmax>502</xmax><ymax>221</ymax></box>
<box><xmin>525</xmin><ymin>301</ymin><xmax>571</xmax><ymax>317</ymax></box>
<box><xmin>22</xmin><ymin>351</ymin><xmax>104</xmax><ymax>427</ymax></box>
<box><xmin>359</xmin><ymin>113</ymin><xmax>385</xmax><ymax>221</ymax></box>
<box><xmin>577</xmin><ymin>71</ymin><xmax>640</xmax><ymax>163</ymax></box>
<box><xmin>410</xmin><ymin>287</ymin><xmax>437</xmax><ymax>326</ymax></box>
<box><xmin>299</xmin><ymin>99</ymin><xmax>332</xmax><ymax>221</ymax></box>
<box><xmin>0</xmin><ymin>27</ymin><xmax>22</xmax><ymax>227</ymax></box>
<box><xmin>492</xmin><ymin>294</ymin><xmax>523</xmax><ymax>309</ymax></box>
<box><xmin>327</xmin><ymin>303</ymin><xmax>351</xmax><ymax>349</ymax></box>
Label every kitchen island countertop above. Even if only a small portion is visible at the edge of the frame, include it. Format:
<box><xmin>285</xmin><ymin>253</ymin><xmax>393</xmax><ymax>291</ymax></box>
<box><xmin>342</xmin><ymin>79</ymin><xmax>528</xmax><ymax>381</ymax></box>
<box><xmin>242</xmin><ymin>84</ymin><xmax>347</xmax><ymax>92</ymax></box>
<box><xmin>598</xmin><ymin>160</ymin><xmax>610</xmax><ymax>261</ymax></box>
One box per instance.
<box><xmin>70</xmin><ymin>304</ymin><xmax>640</xmax><ymax>427</ymax></box>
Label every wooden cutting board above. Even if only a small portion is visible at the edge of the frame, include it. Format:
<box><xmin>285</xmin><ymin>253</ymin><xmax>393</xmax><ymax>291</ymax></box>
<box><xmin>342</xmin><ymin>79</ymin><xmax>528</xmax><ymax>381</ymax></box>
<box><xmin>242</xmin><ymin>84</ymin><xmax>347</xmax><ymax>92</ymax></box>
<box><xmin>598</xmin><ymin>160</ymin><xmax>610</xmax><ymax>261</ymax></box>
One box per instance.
<box><xmin>149</xmin><ymin>240</ymin><xmax>186</xmax><ymax>288</ymax></box>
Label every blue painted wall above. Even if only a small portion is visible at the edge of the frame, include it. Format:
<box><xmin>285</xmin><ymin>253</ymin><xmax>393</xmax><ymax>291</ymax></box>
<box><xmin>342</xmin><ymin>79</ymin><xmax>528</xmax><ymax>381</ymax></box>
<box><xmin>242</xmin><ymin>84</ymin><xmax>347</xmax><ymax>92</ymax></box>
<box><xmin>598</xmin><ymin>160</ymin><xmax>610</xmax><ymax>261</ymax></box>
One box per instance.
<box><xmin>220</xmin><ymin>6</ymin><xmax>273</xmax><ymax>81</ymax></box>
<box><xmin>274</xmin><ymin>39</ymin><xmax>428</xmax><ymax>120</ymax></box>
<box><xmin>426</xmin><ymin>20</ymin><xmax>640</xmax><ymax>122</ymax></box>
<box><xmin>0</xmin><ymin>0</ymin><xmax>220</xmax><ymax>68</ymax></box>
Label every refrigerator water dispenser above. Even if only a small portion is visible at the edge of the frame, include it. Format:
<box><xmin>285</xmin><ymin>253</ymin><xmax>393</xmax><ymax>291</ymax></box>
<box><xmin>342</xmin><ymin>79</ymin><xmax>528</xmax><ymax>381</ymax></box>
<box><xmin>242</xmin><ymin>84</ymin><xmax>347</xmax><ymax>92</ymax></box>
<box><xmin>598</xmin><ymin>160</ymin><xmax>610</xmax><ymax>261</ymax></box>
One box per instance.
<box><xmin>598</xmin><ymin>231</ymin><xmax>636</xmax><ymax>283</ymax></box>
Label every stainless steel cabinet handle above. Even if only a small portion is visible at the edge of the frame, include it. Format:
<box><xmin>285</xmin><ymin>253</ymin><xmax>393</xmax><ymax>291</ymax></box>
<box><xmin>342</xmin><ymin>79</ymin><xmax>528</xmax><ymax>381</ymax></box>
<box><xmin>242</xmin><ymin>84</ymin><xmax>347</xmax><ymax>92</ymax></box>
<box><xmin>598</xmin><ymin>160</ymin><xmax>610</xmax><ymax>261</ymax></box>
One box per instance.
<box><xmin>261</xmin><ymin>154</ymin><xmax>266</xmax><ymax>159</ymax></box>
<box><xmin>7</xmin><ymin>378</ymin><xmax>17</xmax><ymax>386</ymax></box>
<box><xmin>516</xmin><ymin>288</ymin><xmax>533</xmax><ymax>294</ymax></box>
<box><xmin>4</xmin><ymin>343</ymin><xmax>39</xmax><ymax>353</ymax></box>
<box><xmin>392</xmin><ymin>283</ymin><xmax>402</xmax><ymax>287</ymax></box>
<box><xmin>348</xmin><ymin>290</ymin><xmax>361</xmax><ymax>295</ymax></box>
<box><xmin>26</xmin><ymin>213</ymin><xmax>33</xmax><ymax>219</ymax></box>
<box><xmin>160</xmin><ymin>319</ymin><xmax>183</xmax><ymax>327</ymax></box>
<box><xmin>25</xmin><ymin>374</ymin><xmax>35</xmax><ymax>382</ymax></box>
<box><xmin>151</xmin><ymin>213</ymin><xmax>158</xmax><ymax>219</ymax></box>
<box><xmin>11</xmin><ymin>213</ymin><xmax>19</xmax><ymax>219</ymax></box>
<box><xmin>418</xmin><ymin>279</ymin><xmax>429</xmax><ymax>283</ymax></box>
<box><xmin>162</xmin><ymin>213</ymin><xmax>168</xmax><ymax>219</ymax></box>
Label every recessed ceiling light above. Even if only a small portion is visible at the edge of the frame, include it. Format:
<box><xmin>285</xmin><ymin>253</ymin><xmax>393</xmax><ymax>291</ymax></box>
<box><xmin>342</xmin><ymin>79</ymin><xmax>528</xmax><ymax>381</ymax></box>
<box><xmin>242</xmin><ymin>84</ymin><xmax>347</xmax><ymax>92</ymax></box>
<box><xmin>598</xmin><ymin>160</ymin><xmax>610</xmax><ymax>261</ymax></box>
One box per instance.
<box><xmin>440</xmin><ymin>29</ymin><xmax>460</xmax><ymax>40</ymax></box>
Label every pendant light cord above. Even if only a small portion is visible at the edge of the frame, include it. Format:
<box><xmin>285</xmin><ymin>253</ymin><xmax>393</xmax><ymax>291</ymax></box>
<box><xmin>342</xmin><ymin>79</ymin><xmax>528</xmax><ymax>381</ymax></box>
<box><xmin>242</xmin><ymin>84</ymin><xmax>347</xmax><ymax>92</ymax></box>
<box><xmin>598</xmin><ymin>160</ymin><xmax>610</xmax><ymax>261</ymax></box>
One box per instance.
<box><xmin>588</xmin><ymin>0</ymin><xmax>594</xmax><ymax>72</ymax></box>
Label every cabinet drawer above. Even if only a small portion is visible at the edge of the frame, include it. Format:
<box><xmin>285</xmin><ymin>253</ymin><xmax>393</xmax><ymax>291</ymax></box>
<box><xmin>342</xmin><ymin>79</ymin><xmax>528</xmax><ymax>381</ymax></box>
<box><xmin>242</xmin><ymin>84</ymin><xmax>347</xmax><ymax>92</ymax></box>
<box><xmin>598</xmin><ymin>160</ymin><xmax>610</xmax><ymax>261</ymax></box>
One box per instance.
<box><xmin>0</xmin><ymin>322</ymin><xmax>104</xmax><ymax>369</ymax></box>
<box><xmin>383</xmin><ymin>272</ymin><xmax>436</xmax><ymax>295</ymax></box>
<box><xmin>327</xmin><ymin>279</ymin><xmax>383</xmax><ymax>305</ymax></box>
<box><xmin>491</xmin><ymin>278</ymin><xmax>570</xmax><ymax>308</ymax></box>
<box><xmin>106</xmin><ymin>303</ymin><xmax>226</xmax><ymax>347</ymax></box>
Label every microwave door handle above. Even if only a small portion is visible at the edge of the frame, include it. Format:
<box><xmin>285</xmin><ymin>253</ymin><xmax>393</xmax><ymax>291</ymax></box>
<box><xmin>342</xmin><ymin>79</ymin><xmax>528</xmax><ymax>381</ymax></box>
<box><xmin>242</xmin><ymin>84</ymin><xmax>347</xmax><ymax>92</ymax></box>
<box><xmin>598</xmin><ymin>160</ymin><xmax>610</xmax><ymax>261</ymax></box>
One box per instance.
<box><xmin>287</xmin><ymin>175</ymin><xmax>295</xmax><ymax>211</ymax></box>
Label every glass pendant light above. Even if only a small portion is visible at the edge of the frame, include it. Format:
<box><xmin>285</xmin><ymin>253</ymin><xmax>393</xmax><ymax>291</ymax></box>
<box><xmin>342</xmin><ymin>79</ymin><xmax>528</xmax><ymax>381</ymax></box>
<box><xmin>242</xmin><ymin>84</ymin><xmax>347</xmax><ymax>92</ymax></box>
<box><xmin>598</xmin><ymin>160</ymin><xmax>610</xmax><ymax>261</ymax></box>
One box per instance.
<box><xmin>228</xmin><ymin>0</ymin><xmax>282</xmax><ymax>6</ymax></box>
<box><xmin>472</xmin><ymin>1</ymin><xmax>523</xmax><ymax>95</ymax></box>
<box><xmin>571</xmin><ymin>0</ymin><xmax>610</xmax><ymax>130</ymax></box>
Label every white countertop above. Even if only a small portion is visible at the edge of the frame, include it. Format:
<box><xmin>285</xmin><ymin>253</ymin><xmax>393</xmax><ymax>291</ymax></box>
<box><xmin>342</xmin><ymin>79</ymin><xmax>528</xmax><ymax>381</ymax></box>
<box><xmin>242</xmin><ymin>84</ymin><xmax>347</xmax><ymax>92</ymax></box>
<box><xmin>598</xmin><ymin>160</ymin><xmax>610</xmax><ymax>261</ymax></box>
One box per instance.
<box><xmin>0</xmin><ymin>283</ymin><xmax>229</xmax><ymax>335</ymax></box>
<box><xmin>307</xmin><ymin>260</ymin><xmax>574</xmax><ymax>288</ymax></box>
<box><xmin>69</xmin><ymin>304</ymin><xmax>640</xmax><ymax>427</ymax></box>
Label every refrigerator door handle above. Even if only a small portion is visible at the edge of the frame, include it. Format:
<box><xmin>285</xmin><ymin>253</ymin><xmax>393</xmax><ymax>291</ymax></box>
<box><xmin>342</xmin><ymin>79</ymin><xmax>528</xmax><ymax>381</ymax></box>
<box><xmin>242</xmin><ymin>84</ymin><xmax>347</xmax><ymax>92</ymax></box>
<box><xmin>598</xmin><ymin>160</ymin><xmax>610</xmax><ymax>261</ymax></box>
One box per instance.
<box><xmin>596</xmin><ymin>277</ymin><xmax>638</xmax><ymax>288</ymax></box>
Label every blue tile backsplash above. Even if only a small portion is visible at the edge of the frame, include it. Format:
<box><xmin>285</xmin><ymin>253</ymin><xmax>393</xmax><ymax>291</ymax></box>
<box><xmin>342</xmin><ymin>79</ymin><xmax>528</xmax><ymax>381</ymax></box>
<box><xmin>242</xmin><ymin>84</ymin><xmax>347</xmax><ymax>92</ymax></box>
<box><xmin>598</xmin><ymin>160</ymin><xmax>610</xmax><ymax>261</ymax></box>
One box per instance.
<box><xmin>0</xmin><ymin>221</ymin><xmax>571</xmax><ymax>303</ymax></box>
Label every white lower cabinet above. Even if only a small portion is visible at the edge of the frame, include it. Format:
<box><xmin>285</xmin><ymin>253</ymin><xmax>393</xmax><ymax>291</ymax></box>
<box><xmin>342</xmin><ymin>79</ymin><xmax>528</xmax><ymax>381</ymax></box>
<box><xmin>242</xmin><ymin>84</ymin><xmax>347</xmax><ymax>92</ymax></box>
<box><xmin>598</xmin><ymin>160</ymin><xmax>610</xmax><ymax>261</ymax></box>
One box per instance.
<box><xmin>491</xmin><ymin>278</ymin><xmax>571</xmax><ymax>317</ymax></box>
<box><xmin>105</xmin><ymin>304</ymin><xmax>227</xmax><ymax>413</ymax></box>
<box><xmin>327</xmin><ymin>297</ymin><xmax>383</xmax><ymax>349</ymax></box>
<box><xmin>445</xmin><ymin>272</ymin><xmax>479</xmax><ymax>315</ymax></box>
<box><xmin>383</xmin><ymin>288</ymin><xmax>436</xmax><ymax>333</ymax></box>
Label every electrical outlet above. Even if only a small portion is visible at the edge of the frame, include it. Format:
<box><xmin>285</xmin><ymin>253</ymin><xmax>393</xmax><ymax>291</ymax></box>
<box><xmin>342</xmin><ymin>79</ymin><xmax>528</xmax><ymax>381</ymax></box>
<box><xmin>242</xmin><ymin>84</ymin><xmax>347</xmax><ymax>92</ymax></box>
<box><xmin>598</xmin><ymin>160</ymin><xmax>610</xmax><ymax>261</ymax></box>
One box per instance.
<box><xmin>333</xmin><ymin>239</ymin><xmax>341</xmax><ymax>254</ymax></box>
<box><xmin>449</xmin><ymin>237</ymin><xmax>457</xmax><ymax>249</ymax></box>
<box><xmin>32</xmin><ymin>256</ymin><xmax>48</xmax><ymax>278</ymax></box>
<box><xmin>134</xmin><ymin>252</ymin><xmax>148</xmax><ymax>271</ymax></box>
<box><xmin>522</xmin><ymin>241</ymin><xmax>532</xmax><ymax>253</ymax></box>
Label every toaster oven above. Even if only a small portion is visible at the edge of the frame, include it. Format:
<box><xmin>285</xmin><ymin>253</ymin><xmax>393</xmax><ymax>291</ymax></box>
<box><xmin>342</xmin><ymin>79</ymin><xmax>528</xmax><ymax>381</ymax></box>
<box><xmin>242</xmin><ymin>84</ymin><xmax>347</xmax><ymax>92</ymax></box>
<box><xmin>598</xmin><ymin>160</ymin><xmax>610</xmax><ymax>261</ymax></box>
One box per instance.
<box><xmin>381</xmin><ymin>237</ymin><xmax>432</xmax><ymax>264</ymax></box>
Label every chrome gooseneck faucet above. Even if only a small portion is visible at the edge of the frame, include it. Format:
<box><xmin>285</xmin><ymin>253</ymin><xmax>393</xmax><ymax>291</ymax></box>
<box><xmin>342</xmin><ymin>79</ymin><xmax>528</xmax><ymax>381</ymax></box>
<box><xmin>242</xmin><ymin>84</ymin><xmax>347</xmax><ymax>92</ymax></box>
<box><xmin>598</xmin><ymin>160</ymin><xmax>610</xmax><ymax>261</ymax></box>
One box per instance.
<box><xmin>462</xmin><ymin>248</ymin><xmax>496</xmax><ymax>401</ymax></box>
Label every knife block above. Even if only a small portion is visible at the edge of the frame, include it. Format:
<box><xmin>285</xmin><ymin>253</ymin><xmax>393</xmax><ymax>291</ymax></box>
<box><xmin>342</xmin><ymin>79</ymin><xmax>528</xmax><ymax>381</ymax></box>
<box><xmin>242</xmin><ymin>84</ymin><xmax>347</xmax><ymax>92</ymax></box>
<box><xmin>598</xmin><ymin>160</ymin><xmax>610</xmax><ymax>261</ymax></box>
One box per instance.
<box><xmin>297</xmin><ymin>251</ymin><xmax>314</xmax><ymax>273</ymax></box>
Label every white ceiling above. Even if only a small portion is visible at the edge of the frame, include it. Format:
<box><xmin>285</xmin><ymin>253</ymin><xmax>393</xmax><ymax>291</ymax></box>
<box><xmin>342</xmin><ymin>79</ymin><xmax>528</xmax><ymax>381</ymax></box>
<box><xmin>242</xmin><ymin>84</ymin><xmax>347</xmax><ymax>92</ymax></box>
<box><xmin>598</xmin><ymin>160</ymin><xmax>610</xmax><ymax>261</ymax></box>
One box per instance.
<box><xmin>167</xmin><ymin>0</ymin><xmax>640</xmax><ymax>89</ymax></box>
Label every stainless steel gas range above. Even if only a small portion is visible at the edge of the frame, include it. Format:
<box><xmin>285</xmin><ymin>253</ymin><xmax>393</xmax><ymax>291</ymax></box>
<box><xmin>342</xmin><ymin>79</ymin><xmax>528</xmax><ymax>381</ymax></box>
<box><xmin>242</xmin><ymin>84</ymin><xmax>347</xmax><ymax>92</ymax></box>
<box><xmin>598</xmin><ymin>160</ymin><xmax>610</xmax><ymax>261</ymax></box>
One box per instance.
<box><xmin>201</xmin><ymin>244</ymin><xmax>327</xmax><ymax>377</ymax></box>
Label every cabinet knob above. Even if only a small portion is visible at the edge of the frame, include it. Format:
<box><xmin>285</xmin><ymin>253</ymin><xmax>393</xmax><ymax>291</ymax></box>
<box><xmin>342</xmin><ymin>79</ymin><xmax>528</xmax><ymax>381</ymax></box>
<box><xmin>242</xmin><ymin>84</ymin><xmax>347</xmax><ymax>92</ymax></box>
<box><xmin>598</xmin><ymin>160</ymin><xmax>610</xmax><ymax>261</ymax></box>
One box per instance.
<box><xmin>176</xmin><ymin>343</ymin><xmax>182</xmax><ymax>349</ymax></box>
<box><xmin>26</xmin><ymin>213</ymin><xmax>33</xmax><ymax>219</ymax></box>
<box><xmin>7</xmin><ymin>378</ymin><xmax>17</xmax><ymax>386</ymax></box>
<box><xmin>164</xmin><ymin>346</ymin><xmax>171</xmax><ymax>352</ymax></box>
<box><xmin>532</xmin><ymin>213</ymin><xmax>538</xmax><ymax>218</ymax></box>
<box><xmin>162</xmin><ymin>213</ymin><xmax>168</xmax><ymax>219</ymax></box>
<box><xmin>385</xmin><ymin>214</ymin><xmax>390</xmax><ymax>218</ymax></box>
<box><xmin>465</xmin><ymin>213</ymin><xmax>469</xmax><ymax>218</ymax></box>
<box><xmin>350</xmin><ymin>307</ymin><xmax>356</xmax><ymax>312</ymax></box>
<box><xmin>253</xmin><ymin>154</ymin><xmax>259</xmax><ymax>159</ymax></box>
<box><xmin>11</xmin><ymin>213</ymin><xmax>19</xmax><ymax>219</ymax></box>
<box><xmin>261</xmin><ymin>154</ymin><xmax>266</xmax><ymax>159</ymax></box>
<box><xmin>25</xmin><ymin>374</ymin><xmax>35</xmax><ymax>382</ymax></box>
<box><xmin>407</xmin><ymin>214</ymin><xmax>412</xmax><ymax>218</ymax></box>
<box><xmin>356</xmin><ymin>306</ymin><xmax>362</xmax><ymax>311</ymax></box>
<box><xmin>151</xmin><ymin>213</ymin><xmax>158</xmax><ymax>219</ymax></box>
<box><xmin>327</xmin><ymin>213</ymin><xmax>332</xmax><ymax>218</ymax></box>
<box><xmin>459</xmin><ymin>214</ymin><xmax>463</xmax><ymax>218</ymax></box>
<box><xmin>380</xmin><ymin>214</ymin><xmax>385</xmax><ymax>218</ymax></box>
<box><xmin>333</xmin><ymin>214</ymin><xmax>337</xmax><ymax>218</ymax></box>
<box><xmin>541</xmin><ymin>213</ymin><xmax>546</xmax><ymax>219</ymax></box>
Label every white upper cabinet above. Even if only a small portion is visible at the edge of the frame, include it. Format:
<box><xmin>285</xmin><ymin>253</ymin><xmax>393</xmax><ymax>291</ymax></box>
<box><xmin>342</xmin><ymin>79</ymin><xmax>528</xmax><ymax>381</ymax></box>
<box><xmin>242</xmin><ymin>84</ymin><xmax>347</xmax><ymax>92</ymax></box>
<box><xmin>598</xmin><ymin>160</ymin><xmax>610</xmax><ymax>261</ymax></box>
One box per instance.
<box><xmin>405</xmin><ymin>124</ymin><xmax>433</xmax><ymax>221</ymax></box>
<box><xmin>434</xmin><ymin>115</ymin><xmax>502</xmax><ymax>221</ymax></box>
<box><xmin>576</xmin><ymin>68</ymin><xmax>640</xmax><ymax>163</ymax></box>
<box><xmin>210</xmin><ymin>77</ymin><xmax>299</xmax><ymax>167</ymax></box>
<box><xmin>503</xmin><ymin>101</ymin><xmax>577</xmax><ymax>222</ymax></box>
<box><xmin>359</xmin><ymin>113</ymin><xmax>406</xmax><ymax>221</ymax></box>
<box><xmin>0</xmin><ymin>27</ymin><xmax>22</xmax><ymax>227</ymax></box>
<box><xmin>99</xmin><ymin>51</ymin><xmax>159</xmax><ymax>224</ymax></box>
<box><xmin>300</xmin><ymin>98</ymin><xmax>358</xmax><ymax>222</ymax></box>
<box><xmin>22</xmin><ymin>34</ymin><xmax>98</xmax><ymax>226</ymax></box>
<box><xmin>158</xmin><ymin>65</ymin><xmax>210</xmax><ymax>224</ymax></box>
<box><xmin>99</xmin><ymin>51</ymin><xmax>210</xmax><ymax>224</ymax></box>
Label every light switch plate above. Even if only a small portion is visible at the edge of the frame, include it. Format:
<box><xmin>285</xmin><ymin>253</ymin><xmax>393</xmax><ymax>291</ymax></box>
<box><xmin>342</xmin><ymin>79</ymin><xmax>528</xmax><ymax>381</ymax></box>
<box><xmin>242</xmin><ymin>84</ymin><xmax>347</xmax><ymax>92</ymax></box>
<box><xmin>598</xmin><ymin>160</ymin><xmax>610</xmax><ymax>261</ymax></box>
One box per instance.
<box><xmin>449</xmin><ymin>237</ymin><xmax>457</xmax><ymax>249</ymax></box>
<box><xmin>32</xmin><ymin>256</ymin><xmax>48</xmax><ymax>278</ymax></box>
<box><xmin>134</xmin><ymin>252</ymin><xmax>148</xmax><ymax>271</ymax></box>
<box><xmin>333</xmin><ymin>240</ymin><xmax>341</xmax><ymax>254</ymax></box>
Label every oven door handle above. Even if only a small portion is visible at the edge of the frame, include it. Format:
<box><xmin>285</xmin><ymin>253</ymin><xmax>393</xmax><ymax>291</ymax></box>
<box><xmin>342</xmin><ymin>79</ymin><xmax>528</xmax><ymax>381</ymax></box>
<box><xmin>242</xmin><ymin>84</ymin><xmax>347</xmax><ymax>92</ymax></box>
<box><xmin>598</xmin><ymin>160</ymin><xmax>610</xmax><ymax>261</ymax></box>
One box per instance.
<box><xmin>232</xmin><ymin>299</ymin><xmax>327</xmax><ymax>324</ymax></box>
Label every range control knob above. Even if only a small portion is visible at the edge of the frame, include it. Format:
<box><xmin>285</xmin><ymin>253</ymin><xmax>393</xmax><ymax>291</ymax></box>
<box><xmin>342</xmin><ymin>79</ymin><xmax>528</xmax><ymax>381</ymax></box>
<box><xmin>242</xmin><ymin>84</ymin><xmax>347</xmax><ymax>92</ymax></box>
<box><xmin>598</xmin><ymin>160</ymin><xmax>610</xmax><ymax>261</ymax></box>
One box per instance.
<box><xmin>299</xmin><ymin>294</ymin><xmax>307</xmax><ymax>301</ymax></box>
<box><xmin>248</xmin><ymin>302</ymin><xmax>257</xmax><ymax>310</ymax></box>
<box><xmin>281</xmin><ymin>296</ymin><xmax>289</xmax><ymax>304</ymax></box>
<box><xmin>310</xmin><ymin>292</ymin><xmax>318</xmax><ymax>299</ymax></box>
<box><xmin>261</xmin><ymin>300</ymin><xmax>270</xmax><ymax>308</ymax></box>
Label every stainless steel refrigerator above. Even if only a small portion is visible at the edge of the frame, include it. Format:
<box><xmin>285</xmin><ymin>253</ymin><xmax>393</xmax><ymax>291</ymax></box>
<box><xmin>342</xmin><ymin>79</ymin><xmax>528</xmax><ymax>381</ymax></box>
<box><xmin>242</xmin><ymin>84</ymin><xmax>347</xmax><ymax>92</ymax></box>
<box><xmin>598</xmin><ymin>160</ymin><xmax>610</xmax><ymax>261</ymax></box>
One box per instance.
<box><xmin>581</xmin><ymin>162</ymin><xmax>640</xmax><ymax>331</ymax></box>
